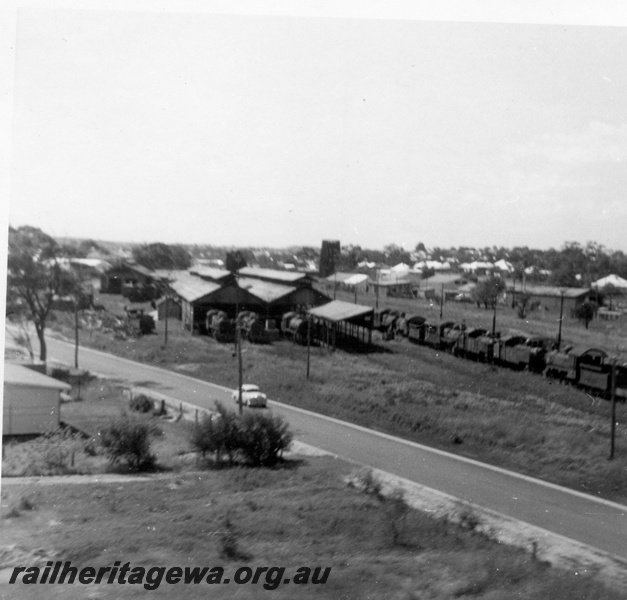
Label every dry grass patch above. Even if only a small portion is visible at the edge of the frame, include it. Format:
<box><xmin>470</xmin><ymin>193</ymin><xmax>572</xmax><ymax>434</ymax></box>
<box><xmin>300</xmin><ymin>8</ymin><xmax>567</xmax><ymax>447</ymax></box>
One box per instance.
<box><xmin>1</xmin><ymin>458</ymin><xmax>624</xmax><ymax>599</ymax></box>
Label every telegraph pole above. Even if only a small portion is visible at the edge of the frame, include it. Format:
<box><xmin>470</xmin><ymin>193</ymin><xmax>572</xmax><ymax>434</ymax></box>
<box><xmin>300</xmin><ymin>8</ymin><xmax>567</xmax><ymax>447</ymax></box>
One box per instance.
<box><xmin>610</xmin><ymin>358</ymin><xmax>617</xmax><ymax>459</ymax></box>
<box><xmin>234</xmin><ymin>272</ymin><xmax>243</xmax><ymax>415</ymax></box>
<box><xmin>492</xmin><ymin>289</ymin><xmax>498</xmax><ymax>337</ymax></box>
<box><xmin>164</xmin><ymin>293</ymin><xmax>169</xmax><ymax>347</ymax></box>
<box><xmin>557</xmin><ymin>292</ymin><xmax>565</xmax><ymax>350</ymax></box>
<box><xmin>306</xmin><ymin>314</ymin><xmax>312</xmax><ymax>380</ymax></box>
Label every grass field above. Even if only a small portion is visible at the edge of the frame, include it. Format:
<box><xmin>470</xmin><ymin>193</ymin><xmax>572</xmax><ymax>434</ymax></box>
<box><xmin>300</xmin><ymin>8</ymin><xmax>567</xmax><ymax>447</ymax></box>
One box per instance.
<box><xmin>45</xmin><ymin>292</ymin><xmax>627</xmax><ymax>503</ymax></box>
<box><xmin>2</xmin><ymin>456</ymin><xmax>623</xmax><ymax>599</ymax></box>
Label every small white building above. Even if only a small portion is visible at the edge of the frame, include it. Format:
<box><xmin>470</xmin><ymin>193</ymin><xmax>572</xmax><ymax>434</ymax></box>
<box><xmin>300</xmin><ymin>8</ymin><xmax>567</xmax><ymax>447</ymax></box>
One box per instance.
<box><xmin>3</xmin><ymin>363</ymin><xmax>71</xmax><ymax>435</ymax></box>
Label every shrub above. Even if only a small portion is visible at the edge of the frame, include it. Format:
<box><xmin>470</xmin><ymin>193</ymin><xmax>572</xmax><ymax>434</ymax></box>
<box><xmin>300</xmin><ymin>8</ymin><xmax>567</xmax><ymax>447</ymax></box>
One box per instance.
<box><xmin>384</xmin><ymin>487</ymin><xmax>410</xmax><ymax>546</ymax></box>
<box><xmin>190</xmin><ymin>403</ymin><xmax>292</xmax><ymax>467</ymax></box>
<box><xmin>219</xmin><ymin>514</ymin><xmax>250</xmax><ymax>562</ymax></box>
<box><xmin>129</xmin><ymin>394</ymin><xmax>154</xmax><ymax>413</ymax></box>
<box><xmin>100</xmin><ymin>416</ymin><xmax>157</xmax><ymax>471</ymax></box>
<box><xmin>49</xmin><ymin>367</ymin><xmax>71</xmax><ymax>383</ymax></box>
<box><xmin>237</xmin><ymin>412</ymin><xmax>292</xmax><ymax>467</ymax></box>
<box><xmin>190</xmin><ymin>404</ymin><xmax>243</xmax><ymax>464</ymax></box>
<box><xmin>138</xmin><ymin>314</ymin><xmax>156</xmax><ymax>335</ymax></box>
<box><xmin>351</xmin><ymin>468</ymin><xmax>385</xmax><ymax>500</ymax></box>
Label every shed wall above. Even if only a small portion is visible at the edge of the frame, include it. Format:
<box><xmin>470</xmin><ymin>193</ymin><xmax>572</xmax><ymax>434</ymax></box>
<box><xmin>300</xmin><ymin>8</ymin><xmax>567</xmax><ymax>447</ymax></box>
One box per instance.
<box><xmin>3</xmin><ymin>384</ymin><xmax>61</xmax><ymax>435</ymax></box>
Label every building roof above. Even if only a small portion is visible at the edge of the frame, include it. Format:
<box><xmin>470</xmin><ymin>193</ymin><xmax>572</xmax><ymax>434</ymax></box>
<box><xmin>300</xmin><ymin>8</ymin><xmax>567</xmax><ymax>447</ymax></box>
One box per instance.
<box><xmin>418</xmin><ymin>273</ymin><xmax>469</xmax><ymax>287</ymax></box>
<box><xmin>493</xmin><ymin>259</ymin><xmax>513</xmax><ymax>272</ymax></box>
<box><xmin>57</xmin><ymin>258</ymin><xmax>111</xmax><ymax>272</ymax></box>
<box><xmin>344</xmin><ymin>274</ymin><xmax>368</xmax><ymax>286</ymax></box>
<box><xmin>4</xmin><ymin>363</ymin><xmax>71</xmax><ymax>390</ymax></box>
<box><xmin>169</xmin><ymin>272</ymin><xmax>221</xmax><ymax>302</ymax></box>
<box><xmin>238</xmin><ymin>267</ymin><xmax>311</xmax><ymax>284</ymax></box>
<box><xmin>592</xmin><ymin>274</ymin><xmax>627</xmax><ymax>289</ymax></box>
<box><xmin>326</xmin><ymin>272</ymin><xmax>354</xmax><ymax>283</ymax></box>
<box><xmin>308</xmin><ymin>300</ymin><xmax>374</xmax><ymax>322</ymax></box>
<box><xmin>509</xmin><ymin>285</ymin><xmax>590</xmax><ymax>299</ymax></box>
<box><xmin>189</xmin><ymin>267</ymin><xmax>233</xmax><ymax>282</ymax></box>
<box><xmin>369</xmin><ymin>278</ymin><xmax>412</xmax><ymax>287</ymax></box>
<box><xmin>149</xmin><ymin>269</ymin><xmax>190</xmax><ymax>284</ymax></box>
<box><xmin>104</xmin><ymin>261</ymin><xmax>154</xmax><ymax>277</ymax></box>
<box><xmin>325</xmin><ymin>272</ymin><xmax>367</xmax><ymax>285</ymax></box>
<box><xmin>237</xmin><ymin>277</ymin><xmax>295</xmax><ymax>303</ymax></box>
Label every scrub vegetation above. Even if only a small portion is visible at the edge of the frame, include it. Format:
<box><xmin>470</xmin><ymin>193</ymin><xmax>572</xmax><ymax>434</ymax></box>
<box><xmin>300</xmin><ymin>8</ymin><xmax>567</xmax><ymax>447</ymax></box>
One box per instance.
<box><xmin>2</xmin><ymin>458</ymin><xmax>624</xmax><ymax>599</ymax></box>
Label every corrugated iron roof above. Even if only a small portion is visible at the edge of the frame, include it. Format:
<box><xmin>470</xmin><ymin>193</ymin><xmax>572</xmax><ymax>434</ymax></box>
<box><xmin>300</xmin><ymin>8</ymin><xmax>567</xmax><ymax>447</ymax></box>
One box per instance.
<box><xmin>4</xmin><ymin>363</ymin><xmax>71</xmax><ymax>390</ymax></box>
<box><xmin>169</xmin><ymin>272</ymin><xmax>221</xmax><ymax>302</ymax></box>
<box><xmin>189</xmin><ymin>267</ymin><xmax>233</xmax><ymax>281</ymax></box>
<box><xmin>509</xmin><ymin>285</ymin><xmax>590</xmax><ymax>299</ymax></box>
<box><xmin>237</xmin><ymin>277</ymin><xmax>294</xmax><ymax>303</ymax></box>
<box><xmin>325</xmin><ymin>273</ymin><xmax>354</xmax><ymax>283</ymax></box>
<box><xmin>344</xmin><ymin>274</ymin><xmax>368</xmax><ymax>286</ymax></box>
<box><xmin>308</xmin><ymin>300</ymin><xmax>374</xmax><ymax>322</ymax></box>
<box><xmin>151</xmin><ymin>269</ymin><xmax>189</xmax><ymax>281</ymax></box>
<box><xmin>239</xmin><ymin>267</ymin><xmax>311</xmax><ymax>283</ymax></box>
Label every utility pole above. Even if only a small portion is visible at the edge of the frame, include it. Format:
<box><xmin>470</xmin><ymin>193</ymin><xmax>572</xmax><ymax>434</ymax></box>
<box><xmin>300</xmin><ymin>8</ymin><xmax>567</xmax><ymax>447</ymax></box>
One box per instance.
<box><xmin>233</xmin><ymin>271</ymin><xmax>243</xmax><ymax>415</ymax></box>
<box><xmin>610</xmin><ymin>358</ymin><xmax>617</xmax><ymax>459</ymax></box>
<box><xmin>557</xmin><ymin>292</ymin><xmax>565</xmax><ymax>350</ymax></box>
<box><xmin>439</xmin><ymin>284</ymin><xmax>444</xmax><ymax>320</ymax></box>
<box><xmin>492</xmin><ymin>287</ymin><xmax>498</xmax><ymax>337</ymax></box>
<box><xmin>164</xmin><ymin>300</ymin><xmax>169</xmax><ymax>345</ymax></box>
<box><xmin>306</xmin><ymin>314</ymin><xmax>311</xmax><ymax>380</ymax></box>
<box><xmin>74</xmin><ymin>299</ymin><xmax>79</xmax><ymax>368</ymax></box>
<box><xmin>164</xmin><ymin>293</ymin><xmax>169</xmax><ymax>347</ymax></box>
<box><xmin>375</xmin><ymin>269</ymin><xmax>379</xmax><ymax>310</ymax></box>
<box><xmin>237</xmin><ymin>319</ymin><xmax>243</xmax><ymax>415</ymax></box>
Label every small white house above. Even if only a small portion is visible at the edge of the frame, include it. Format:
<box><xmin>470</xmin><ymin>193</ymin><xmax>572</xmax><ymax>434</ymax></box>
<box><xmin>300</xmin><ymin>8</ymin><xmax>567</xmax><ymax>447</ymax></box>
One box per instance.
<box><xmin>3</xmin><ymin>363</ymin><xmax>71</xmax><ymax>435</ymax></box>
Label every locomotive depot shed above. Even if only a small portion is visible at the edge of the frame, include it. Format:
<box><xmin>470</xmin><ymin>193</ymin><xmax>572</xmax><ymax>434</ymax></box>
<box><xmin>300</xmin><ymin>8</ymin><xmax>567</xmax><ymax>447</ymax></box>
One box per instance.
<box><xmin>308</xmin><ymin>300</ymin><xmax>374</xmax><ymax>349</ymax></box>
<box><xmin>167</xmin><ymin>268</ymin><xmax>330</xmax><ymax>333</ymax></box>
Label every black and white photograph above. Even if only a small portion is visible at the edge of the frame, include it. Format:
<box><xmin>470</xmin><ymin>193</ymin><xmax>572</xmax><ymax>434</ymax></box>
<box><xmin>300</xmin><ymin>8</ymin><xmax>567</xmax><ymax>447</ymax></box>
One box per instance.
<box><xmin>2</xmin><ymin>1</ymin><xmax>627</xmax><ymax>597</ymax></box>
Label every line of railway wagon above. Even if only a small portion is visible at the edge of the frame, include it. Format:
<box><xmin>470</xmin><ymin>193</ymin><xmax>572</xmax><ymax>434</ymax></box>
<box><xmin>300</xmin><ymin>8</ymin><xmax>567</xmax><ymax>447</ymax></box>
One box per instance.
<box><xmin>202</xmin><ymin>304</ymin><xmax>626</xmax><ymax>400</ymax></box>
<box><xmin>379</xmin><ymin>310</ymin><xmax>627</xmax><ymax>400</ymax></box>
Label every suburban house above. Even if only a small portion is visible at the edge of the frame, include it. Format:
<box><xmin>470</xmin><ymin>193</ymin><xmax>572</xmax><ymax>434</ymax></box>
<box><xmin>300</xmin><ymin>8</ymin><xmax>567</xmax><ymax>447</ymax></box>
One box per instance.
<box><xmin>100</xmin><ymin>261</ymin><xmax>156</xmax><ymax>294</ymax></box>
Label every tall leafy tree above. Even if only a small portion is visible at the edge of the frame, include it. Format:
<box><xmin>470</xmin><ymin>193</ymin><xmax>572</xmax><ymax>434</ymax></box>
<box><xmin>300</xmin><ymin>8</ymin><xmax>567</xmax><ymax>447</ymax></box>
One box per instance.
<box><xmin>471</xmin><ymin>275</ymin><xmax>506</xmax><ymax>309</ymax></box>
<box><xmin>383</xmin><ymin>244</ymin><xmax>411</xmax><ymax>266</ymax></box>
<box><xmin>225</xmin><ymin>250</ymin><xmax>247</xmax><ymax>273</ymax></box>
<box><xmin>132</xmin><ymin>243</ymin><xmax>192</xmax><ymax>270</ymax></box>
<box><xmin>7</xmin><ymin>226</ymin><xmax>75</xmax><ymax>363</ymax></box>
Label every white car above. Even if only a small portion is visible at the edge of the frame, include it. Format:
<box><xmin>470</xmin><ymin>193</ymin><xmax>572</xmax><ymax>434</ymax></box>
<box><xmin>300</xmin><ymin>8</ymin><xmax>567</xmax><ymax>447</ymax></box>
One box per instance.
<box><xmin>231</xmin><ymin>384</ymin><xmax>267</xmax><ymax>408</ymax></box>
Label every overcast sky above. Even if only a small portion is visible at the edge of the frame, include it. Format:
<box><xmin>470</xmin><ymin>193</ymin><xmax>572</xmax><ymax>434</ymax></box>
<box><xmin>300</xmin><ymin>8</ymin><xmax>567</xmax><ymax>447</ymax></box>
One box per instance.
<box><xmin>6</xmin><ymin>2</ymin><xmax>627</xmax><ymax>252</ymax></box>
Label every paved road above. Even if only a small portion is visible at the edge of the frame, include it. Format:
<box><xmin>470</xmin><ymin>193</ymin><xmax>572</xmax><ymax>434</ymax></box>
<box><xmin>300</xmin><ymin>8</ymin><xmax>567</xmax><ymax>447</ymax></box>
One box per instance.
<box><xmin>45</xmin><ymin>336</ymin><xmax>627</xmax><ymax>559</ymax></box>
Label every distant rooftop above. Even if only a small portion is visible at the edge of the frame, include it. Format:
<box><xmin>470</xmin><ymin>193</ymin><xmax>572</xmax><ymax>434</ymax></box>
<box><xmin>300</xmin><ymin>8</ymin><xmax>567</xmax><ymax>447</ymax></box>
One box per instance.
<box><xmin>238</xmin><ymin>267</ymin><xmax>312</xmax><ymax>283</ymax></box>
